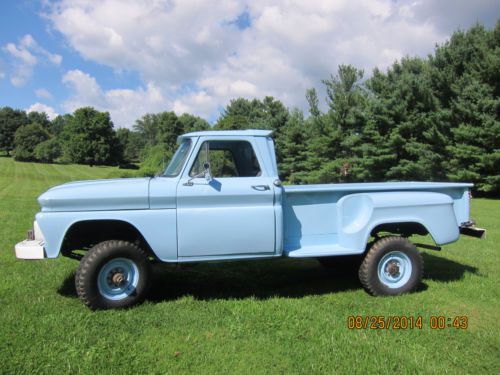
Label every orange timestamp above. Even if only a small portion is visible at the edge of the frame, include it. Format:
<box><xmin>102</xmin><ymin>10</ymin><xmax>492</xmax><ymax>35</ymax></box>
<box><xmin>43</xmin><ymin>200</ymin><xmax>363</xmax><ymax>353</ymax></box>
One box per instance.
<box><xmin>347</xmin><ymin>315</ymin><xmax>468</xmax><ymax>330</ymax></box>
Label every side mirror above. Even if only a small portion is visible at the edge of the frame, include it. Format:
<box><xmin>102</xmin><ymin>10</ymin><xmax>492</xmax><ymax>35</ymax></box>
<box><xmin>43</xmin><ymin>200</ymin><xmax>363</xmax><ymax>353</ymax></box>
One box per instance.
<box><xmin>183</xmin><ymin>142</ymin><xmax>212</xmax><ymax>186</ymax></box>
<box><xmin>203</xmin><ymin>162</ymin><xmax>212</xmax><ymax>182</ymax></box>
<box><xmin>183</xmin><ymin>161</ymin><xmax>212</xmax><ymax>186</ymax></box>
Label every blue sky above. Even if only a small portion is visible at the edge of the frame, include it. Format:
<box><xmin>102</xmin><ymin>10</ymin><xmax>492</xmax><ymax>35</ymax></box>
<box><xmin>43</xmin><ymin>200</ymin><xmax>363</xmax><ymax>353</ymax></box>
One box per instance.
<box><xmin>0</xmin><ymin>0</ymin><xmax>497</xmax><ymax>128</ymax></box>
<box><xmin>0</xmin><ymin>1</ymin><xmax>145</xmax><ymax>120</ymax></box>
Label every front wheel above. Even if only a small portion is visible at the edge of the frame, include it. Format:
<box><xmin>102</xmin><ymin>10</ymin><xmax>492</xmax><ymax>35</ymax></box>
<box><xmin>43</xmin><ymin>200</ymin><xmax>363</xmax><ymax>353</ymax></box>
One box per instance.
<box><xmin>358</xmin><ymin>236</ymin><xmax>423</xmax><ymax>296</ymax></box>
<box><xmin>75</xmin><ymin>240</ymin><xmax>151</xmax><ymax>310</ymax></box>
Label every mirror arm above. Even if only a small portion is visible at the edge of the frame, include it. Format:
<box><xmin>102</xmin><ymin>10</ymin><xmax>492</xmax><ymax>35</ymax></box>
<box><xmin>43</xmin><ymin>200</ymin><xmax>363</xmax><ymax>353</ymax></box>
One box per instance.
<box><xmin>183</xmin><ymin>171</ymin><xmax>204</xmax><ymax>186</ymax></box>
<box><xmin>183</xmin><ymin>142</ymin><xmax>212</xmax><ymax>186</ymax></box>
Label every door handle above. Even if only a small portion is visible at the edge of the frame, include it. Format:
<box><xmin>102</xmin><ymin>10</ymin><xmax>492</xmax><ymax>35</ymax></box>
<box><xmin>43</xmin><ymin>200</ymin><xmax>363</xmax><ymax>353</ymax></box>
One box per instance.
<box><xmin>251</xmin><ymin>185</ymin><xmax>270</xmax><ymax>191</ymax></box>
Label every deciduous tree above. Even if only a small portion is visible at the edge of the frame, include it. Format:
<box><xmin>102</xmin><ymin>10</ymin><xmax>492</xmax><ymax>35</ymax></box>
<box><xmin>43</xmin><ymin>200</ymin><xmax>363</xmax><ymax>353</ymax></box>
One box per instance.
<box><xmin>13</xmin><ymin>124</ymin><xmax>50</xmax><ymax>161</ymax></box>
<box><xmin>62</xmin><ymin>107</ymin><xmax>121</xmax><ymax>166</ymax></box>
<box><xmin>0</xmin><ymin>107</ymin><xmax>29</xmax><ymax>155</ymax></box>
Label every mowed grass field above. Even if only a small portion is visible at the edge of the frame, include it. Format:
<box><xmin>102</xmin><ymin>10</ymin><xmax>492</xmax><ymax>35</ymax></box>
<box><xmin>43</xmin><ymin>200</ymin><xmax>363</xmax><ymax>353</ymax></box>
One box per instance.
<box><xmin>0</xmin><ymin>157</ymin><xmax>498</xmax><ymax>374</ymax></box>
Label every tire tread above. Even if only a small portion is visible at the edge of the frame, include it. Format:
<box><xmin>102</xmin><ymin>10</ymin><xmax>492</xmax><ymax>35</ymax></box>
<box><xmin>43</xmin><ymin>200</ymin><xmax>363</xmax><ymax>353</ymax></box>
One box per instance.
<box><xmin>75</xmin><ymin>240</ymin><xmax>150</xmax><ymax>309</ymax></box>
<box><xmin>359</xmin><ymin>236</ymin><xmax>423</xmax><ymax>296</ymax></box>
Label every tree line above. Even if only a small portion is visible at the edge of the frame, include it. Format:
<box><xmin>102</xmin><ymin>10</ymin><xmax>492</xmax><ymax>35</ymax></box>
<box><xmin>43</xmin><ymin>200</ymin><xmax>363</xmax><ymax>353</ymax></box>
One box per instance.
<box><xmin>0</xmin><ymin>22</ymin><xmax>498</xmax><ymax>194</ymax></box>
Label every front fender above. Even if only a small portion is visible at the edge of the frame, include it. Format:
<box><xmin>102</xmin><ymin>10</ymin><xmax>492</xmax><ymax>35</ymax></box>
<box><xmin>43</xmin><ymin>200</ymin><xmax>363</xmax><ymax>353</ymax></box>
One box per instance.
<box><xmin>337</xmin><ymin>191</ymin><xmax>459</xmax><ymax>251</ymax></box>
<box><xmin>35</xmin><ymin>209</ymin><xmax>178</xmax><ymax>261</ymax></box>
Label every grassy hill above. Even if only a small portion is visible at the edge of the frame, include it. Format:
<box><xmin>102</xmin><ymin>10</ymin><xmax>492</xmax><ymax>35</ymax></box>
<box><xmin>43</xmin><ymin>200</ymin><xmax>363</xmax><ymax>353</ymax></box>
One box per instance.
<box><xmin>0</xmin><ymin>157</ymin><xmax>498</xmax><ymax>374</ymax></box>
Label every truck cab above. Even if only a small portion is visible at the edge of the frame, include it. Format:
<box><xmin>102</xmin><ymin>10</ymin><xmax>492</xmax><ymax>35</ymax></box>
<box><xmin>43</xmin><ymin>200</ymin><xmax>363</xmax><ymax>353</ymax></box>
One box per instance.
<box><xmin>151</xmin><ymin>130</ymin><xmax>282</xmax><ymax>259</ymax></box>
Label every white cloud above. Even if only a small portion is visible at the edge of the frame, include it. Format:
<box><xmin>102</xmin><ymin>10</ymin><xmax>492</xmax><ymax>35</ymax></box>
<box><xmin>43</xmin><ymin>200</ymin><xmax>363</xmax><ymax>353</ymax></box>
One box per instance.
<box><xmin>35</xmin><ymin>88</ymin><xmax>53</xmax><ymax>100</ymax></box>
<box><xmin>46</xmin><ymin>0</ymin><xmax>498</xmax><ymax>121</ymax></box>
<box><xmin>3</xmin><ymin>34</ymin><xmax>62</xmax><ymax>87</ymax></box>
<box><xmin>27</xmin><ymin>102</ymin><xmax>58</xmax><ymax>120</ymax></box>
<box><xmin>407</xmin><ymin>0</ymin><xmax>499</xmax><ymax>33</ymax></box>
<box><xmin>62</xmin><ymin>69</ymin><xmax>166</xmax><ymax>128</ymax></box>
<box><xmin>62</xmin><ymin>70</ymin><xmax>103</xmax><ymax>106</ymax></box>
<box><xmin>3</xmin><ymin>40</ymin><xmax>37</xmax><ymax>87</ymax></box>
<box><xmin>47</xmin><ymin>0</ymin><xmax>243</xmax><ymax>84</ymax></box>
<box><xmin>0</xmin><ymin>58</ymin><xmax>6</xmax><ymax>80</ymax></box>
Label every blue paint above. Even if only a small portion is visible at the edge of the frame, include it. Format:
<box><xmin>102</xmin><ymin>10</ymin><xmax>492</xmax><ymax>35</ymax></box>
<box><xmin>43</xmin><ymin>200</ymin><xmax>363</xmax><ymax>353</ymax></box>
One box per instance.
<box><xmin>38</xmin><ymin>178</ymin><xmax>151</xmax><ymax>212</ymax></box>
<box><xmin>24</xmin><ymin>130</ymin><xmax>474</xmax><ymax>263</ymax></box>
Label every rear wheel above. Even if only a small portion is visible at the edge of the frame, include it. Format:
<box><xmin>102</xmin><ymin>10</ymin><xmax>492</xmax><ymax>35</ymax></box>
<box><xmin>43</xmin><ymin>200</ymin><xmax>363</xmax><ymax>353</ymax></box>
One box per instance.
<box><xmin>75</xmin><ymin>240</ymin><xmax>151</xmax><ymax>310</ymax></box>
<box><xmin>359</xmin><ymin>236</ymin><xmax>423</xmax><ymax>296</ymax></box>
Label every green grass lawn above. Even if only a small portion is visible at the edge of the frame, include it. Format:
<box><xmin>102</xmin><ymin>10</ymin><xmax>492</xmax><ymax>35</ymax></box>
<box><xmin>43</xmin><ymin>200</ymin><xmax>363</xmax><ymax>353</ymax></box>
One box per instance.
<box><xmin>0</xmin><ymin>157</ymin><xmax>498</xmax><ymax>374</ymax></box>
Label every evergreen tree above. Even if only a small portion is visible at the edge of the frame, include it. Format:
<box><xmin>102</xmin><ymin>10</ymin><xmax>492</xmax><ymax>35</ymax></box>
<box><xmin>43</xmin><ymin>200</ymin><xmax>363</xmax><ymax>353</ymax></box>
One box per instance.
<box><xmin>430</xmin><ymin>23</ymin><xmax>500</xmax><ymax>193</ymax></box>
<box><xmin>277</xmin><ymin>109</ymin><xmax>310</xmax><ymax>183</ymax></box>
<box><xmin>304</xmin><ymin>65</ymin><xmax>367</xmax><ymax>183</ymax></box>
<box><xmin>367</xmin><ymin>57</ymin><xmax>447</xmax><ymax>181</ymax></box>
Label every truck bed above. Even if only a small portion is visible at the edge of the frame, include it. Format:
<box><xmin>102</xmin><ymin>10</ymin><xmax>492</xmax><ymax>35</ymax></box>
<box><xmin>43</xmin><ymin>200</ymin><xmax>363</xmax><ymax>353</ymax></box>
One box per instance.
<box><xmin>282</xmin><ymin>182</ymin><xmax>472</xmax><ymax>257</ymax></box>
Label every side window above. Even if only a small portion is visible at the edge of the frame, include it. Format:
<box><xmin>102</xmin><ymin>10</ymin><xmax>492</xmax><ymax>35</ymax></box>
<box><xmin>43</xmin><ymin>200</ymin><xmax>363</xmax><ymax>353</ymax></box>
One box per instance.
<box><xmin>189</xmin><ymin>141</ymin><xmax>262</xmax><ymax>178</ymax></box>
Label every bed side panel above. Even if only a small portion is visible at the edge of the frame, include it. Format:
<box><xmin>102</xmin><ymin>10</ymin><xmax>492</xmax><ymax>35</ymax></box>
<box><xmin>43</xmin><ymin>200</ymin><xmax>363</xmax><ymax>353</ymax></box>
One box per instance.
<box><xmin>338</xmin><ymin>191</ymin><xmax>459</xmax><ymax>250</ymax></box>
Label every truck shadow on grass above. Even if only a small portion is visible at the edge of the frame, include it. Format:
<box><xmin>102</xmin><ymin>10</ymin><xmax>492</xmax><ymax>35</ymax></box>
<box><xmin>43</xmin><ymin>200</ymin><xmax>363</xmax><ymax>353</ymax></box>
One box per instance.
<box><xmin>421</xmin><ymin>253</ymin><xmax>478</xmax><ymax>282</ymax></box>
<box><xmin>147</xmin><ymin>259</ymin><xmax>361</xmax><ymax>302</ymax></box>
<box><xmin>58</xmin><ymin>252</ymin><xmax>478</xmax><ymax>303</ymax></box>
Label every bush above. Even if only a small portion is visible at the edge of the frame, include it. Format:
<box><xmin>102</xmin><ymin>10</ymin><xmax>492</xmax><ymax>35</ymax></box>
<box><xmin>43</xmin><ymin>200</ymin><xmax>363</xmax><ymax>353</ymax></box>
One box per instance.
<box><xmin>35</xmin><ymin>138</ymin><xmax>62</xmax><ymax>163</ymax></box>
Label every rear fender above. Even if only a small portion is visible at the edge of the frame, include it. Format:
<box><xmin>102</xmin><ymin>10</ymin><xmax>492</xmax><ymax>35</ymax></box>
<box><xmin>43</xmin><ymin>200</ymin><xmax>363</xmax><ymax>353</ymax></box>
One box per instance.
<box><xmin>337</xmin><ymin>191</ymin><xmax>459</xmax><ymax>252</ymax></box>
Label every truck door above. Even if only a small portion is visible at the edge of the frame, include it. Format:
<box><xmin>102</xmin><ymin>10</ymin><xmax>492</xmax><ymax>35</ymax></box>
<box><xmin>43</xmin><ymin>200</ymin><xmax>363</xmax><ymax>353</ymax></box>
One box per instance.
<box><xmin>176</xmin><ymin>138</ymin><xmax>277</xmax><ymax>257</ymax></box>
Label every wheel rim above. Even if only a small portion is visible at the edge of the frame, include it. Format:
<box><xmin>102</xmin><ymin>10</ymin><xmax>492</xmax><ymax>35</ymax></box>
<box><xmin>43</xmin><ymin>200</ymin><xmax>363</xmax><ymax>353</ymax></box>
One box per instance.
<box><xmin>97</xmin><ymin>258</ymin><xmax>139</xmax><ymax>301</ymax></box>
<box><xmin>377</xmin><ymin>251</ymin><xmax>412</xmax><ymax>289</ymax></box>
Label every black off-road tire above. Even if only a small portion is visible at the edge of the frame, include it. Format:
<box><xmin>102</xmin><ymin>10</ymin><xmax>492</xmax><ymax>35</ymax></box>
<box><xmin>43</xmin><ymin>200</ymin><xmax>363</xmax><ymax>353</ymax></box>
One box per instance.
<box><xmin>359</xmin><ymin>236</ymin><xmax>423</xmax><ymax>296</ymax></box>
<box><xmin>75</xmin><ymin>240</ymin><xmax>151</xmax><ymax>310</ymax></box>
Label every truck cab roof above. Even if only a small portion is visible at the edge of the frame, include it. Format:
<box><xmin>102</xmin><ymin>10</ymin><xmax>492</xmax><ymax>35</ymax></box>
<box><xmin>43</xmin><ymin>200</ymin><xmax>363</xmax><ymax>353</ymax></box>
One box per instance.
<box><xmin>179</xmin><ymin>129</ymin><xmax>273</xmax><ymax>142</ymax></box>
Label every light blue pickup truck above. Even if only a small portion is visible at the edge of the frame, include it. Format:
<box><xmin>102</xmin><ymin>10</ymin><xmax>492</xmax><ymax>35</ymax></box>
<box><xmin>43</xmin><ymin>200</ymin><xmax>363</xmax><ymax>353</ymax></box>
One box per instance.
<box><xmin>15</xmin><ymin>130</ymin><xmax>485</xmax><ymax>309</ymax></box>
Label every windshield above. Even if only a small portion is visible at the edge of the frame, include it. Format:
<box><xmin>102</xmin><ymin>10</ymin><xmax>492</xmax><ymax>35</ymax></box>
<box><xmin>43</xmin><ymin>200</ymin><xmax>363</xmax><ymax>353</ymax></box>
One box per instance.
<box><xmin>163</xmin><ymin>139</ymin><xmax>192</xmax><ymax>177</ymax></box>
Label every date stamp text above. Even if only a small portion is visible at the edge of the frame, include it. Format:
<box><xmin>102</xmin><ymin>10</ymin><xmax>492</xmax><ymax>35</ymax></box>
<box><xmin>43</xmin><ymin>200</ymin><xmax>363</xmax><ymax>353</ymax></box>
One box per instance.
<box><xmin>347</xmin><ymin>315</ymin><xmax>468</xmax><ymax>330</ymax></box>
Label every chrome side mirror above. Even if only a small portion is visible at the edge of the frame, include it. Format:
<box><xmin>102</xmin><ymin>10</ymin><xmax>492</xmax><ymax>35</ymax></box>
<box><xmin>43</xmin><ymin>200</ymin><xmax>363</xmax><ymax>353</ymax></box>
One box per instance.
<box><xmin>183</xmin><ymin>142</ymin><xmax>212</xmax><ymax>186</ymax></box>
<box><xmin>183</xmin><ymin>162</ymin><xmax>212</xmax><ymax>186</ymax></box>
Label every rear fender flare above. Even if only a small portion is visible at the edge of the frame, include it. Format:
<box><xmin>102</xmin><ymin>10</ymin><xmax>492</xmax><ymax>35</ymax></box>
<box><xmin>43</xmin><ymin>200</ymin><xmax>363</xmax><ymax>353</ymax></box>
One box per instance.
<box><xmin>337</xmin><ymin>191</ymin><xmax>459</xmax><ymax>251</ymax></box>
